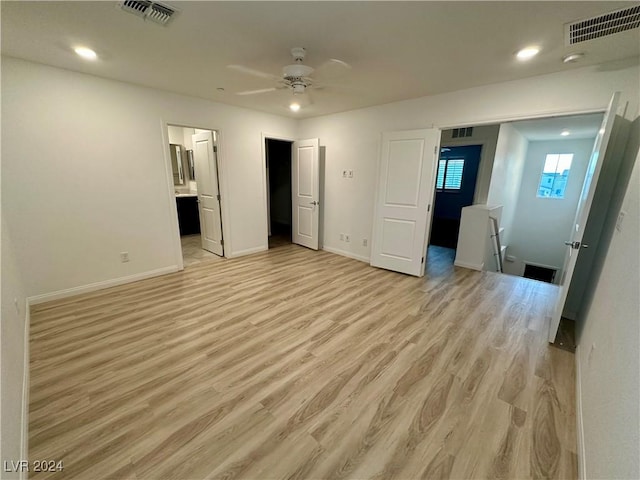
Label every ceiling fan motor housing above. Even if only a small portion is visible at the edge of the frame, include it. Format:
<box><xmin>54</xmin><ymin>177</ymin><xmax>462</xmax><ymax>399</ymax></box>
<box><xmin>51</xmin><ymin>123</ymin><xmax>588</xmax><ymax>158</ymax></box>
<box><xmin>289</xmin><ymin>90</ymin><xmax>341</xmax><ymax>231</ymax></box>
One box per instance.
<box><xmin>292</xmin><ymin>83</ymin><xmax>306</xmax><ymax>94</ymax></box>
<box><xmin>283</xmin><ymin>63</ymin><xmax>314</xmax><ymax>79</ymax></box>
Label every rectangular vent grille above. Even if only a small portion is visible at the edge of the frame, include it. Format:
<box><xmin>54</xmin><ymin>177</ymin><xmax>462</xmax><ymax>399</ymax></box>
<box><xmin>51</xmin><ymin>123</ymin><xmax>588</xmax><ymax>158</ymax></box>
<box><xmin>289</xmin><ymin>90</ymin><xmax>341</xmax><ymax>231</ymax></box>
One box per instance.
<box><xmin>452</xmin><ymin>127</ymin><xmax>473</xmax><ymax>139</ymax></box>
<box><xmin>118</xmin><ymin>0</ymin><xmax>177</xmax><ymax>26</ymax></box>
<box><xmin>565</xmin><ymin>5</ymin><xmax>640</xmax><ymax>45</ymax></box>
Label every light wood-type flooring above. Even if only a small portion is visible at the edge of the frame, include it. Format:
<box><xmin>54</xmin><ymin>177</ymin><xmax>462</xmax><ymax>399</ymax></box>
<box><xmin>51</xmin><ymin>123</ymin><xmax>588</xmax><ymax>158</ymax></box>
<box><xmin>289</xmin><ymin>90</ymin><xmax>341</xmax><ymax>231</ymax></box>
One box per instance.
<box><xmin>29</xmin><ymin>245</ymin><xmax>576</xmax><ymax>480</ymax></box>
<box><xmin>181</xmin><ymin>234</ymin><xmax>222</xmax><ymax>267</ymax></box>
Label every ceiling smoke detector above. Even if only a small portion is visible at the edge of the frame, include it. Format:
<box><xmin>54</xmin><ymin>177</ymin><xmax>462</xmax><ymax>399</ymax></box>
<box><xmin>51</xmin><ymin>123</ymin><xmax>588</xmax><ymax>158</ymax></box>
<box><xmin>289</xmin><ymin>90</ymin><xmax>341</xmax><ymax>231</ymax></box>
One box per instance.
<box><xmin>562</xmin><ymin>53</ymin><xmax>585</xmax><ymax>63</ymax></box>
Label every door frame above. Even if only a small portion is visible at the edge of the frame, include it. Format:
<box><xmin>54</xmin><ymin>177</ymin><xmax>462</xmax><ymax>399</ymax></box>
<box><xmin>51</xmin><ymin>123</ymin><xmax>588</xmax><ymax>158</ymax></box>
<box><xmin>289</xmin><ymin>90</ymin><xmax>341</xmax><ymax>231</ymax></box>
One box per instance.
<box><xmin>430</xmin><ymin>144</ymin><xmax>483</xmax><ymax>249</ymax></box>
<box><xmin>426</xmin><ymin>107</ymin><xmax>609</xmax><ymax>245</ymax></box>
<box><xmin>261</xmin><ymin>132</ymin><xmax>296</xmax><ymax>248</ymax></box>
<box><xmin>161</xmin><ymin>121</ymin><xmax>230</xmax><ymax>269</ymax></box>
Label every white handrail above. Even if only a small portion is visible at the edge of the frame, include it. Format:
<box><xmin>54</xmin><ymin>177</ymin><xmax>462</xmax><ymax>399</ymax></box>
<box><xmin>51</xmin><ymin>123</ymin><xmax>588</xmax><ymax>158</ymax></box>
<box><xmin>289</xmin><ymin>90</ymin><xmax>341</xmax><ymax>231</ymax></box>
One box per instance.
<box><xmin>489</xmin><ymin>216</ymin><xmax>504</xmax><ymax>273</ymax></box>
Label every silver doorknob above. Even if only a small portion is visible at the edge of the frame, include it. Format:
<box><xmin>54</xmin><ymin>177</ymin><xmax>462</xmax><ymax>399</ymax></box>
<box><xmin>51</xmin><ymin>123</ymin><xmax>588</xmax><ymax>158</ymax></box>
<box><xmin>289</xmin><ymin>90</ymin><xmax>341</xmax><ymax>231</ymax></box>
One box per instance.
<box><xmin>564</xmin><ymin>241</ymin><xmax>588</xmax><ymax>249</ymax></box>
<box><xmin>310</xmin><ymin>201</ymin><xmax>319</xmax><ymax>206</ymax></box>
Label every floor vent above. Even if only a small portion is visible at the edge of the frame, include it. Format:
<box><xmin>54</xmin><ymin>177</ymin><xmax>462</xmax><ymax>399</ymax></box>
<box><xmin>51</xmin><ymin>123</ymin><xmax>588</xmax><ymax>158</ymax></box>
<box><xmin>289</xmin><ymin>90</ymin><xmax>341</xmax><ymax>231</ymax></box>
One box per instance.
<box><xmin>117</xmin><ymin>0</ymin><xmax>178</xmax><ymax>26</ymax></box>
<box><xmin>565</xmin><ymin>5</ymin><xmax>640</xmax><ymax>45</ymax></box>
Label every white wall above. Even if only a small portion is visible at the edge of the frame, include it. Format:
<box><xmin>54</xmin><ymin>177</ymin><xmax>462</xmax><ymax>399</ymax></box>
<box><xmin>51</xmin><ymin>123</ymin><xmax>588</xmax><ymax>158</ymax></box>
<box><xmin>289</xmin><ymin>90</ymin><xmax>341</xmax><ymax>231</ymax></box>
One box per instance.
<box><xmin>440</xmin><ymin>124</ymin><xmax>500</xmax><ymax>205</ymax></box>
<box><xmin>1</xmin><ymin>191</ymin><xmax>29</xmax><ymax>478</ymax></box>
<box><xmin>486</xmin><ymin>124</ymin><xmax>528</xmax><ymax>247</ymax></box>
<box><xmin>1</xmin><ymin>56</ymin><xmax>638</xmax><ymax>479</ymax></box>
<box><xmin>1</xmin><ymin>57</ymin><xmax>297</xmax><ymax>300</ymax></box>
<box><xmin>503</xmin><ymin>137</ymin><xmax>594</xmax><ymax>277</ymax></box>
<box><xmin>298</xmin><ymin>62</ymin><xmax>639</xmax><ymax>261</ymax></box>
<box><xmin>576</xmin><ymin>144</ymin><xmax>639</xmax><ymax>480</ymax></box>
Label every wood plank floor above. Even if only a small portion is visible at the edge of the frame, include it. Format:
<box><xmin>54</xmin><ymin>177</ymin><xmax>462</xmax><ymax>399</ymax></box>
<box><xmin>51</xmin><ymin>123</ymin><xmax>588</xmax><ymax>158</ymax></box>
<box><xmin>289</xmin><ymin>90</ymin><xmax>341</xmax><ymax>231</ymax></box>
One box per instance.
<box><xmin>29</xmin><ymin>245</ymin><xmax>576</xmax><ymax>480</ymax></box>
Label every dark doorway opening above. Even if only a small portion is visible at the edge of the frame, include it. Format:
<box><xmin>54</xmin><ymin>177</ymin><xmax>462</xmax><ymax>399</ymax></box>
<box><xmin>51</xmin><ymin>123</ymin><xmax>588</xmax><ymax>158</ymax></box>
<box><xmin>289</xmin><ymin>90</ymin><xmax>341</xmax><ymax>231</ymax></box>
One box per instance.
<box><xmin>266</xmin><ymin>138</ymin><xmax>293</xmax><ymax>248</ymax></box>
<box><xmin>430</xmin><ymin>145</ymin><xmax>482</xmax><ymax>249</ymax></box>
<box><xmin>523</xmin><ymin>264</ymin><xmax>557</xmax><ymax>283</ymax></box>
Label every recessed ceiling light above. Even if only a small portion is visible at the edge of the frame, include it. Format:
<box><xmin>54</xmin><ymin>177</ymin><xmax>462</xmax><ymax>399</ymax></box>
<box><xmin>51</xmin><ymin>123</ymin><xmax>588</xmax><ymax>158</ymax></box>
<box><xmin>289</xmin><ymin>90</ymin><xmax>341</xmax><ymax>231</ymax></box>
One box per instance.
<box><xmin>561</xmin><ymin>130</ymin><xmax>570</xmax><ymax>136</ymax></box>
<box><xmin>289</xmin><ymin>103</ymin><xmax>301</xmax><ymax>112</ymax></box>
<box><xmin>74</xmin><ymin>46</ymin><xmax>97</xmax><ymax>60</ymax></box>
<box><xmin>216</xmin><ymin>87</ymin><xmax>225</xmax><ymax>92</ymax></box>
<box><xmin>562</xmin><ymin>53</ymin><xmax>584</xmax><ymax>64</ymax></box>
<box><xmin>516</xmin><ymin>46</ymin><xmax>540</xmax><ymax>61</ymax></box>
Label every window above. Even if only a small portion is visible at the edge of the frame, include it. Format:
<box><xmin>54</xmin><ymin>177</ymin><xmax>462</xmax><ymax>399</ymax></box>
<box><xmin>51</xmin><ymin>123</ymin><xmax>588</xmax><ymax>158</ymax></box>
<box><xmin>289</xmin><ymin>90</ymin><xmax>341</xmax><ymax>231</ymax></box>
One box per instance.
<box><xmin>537</xmin><ymin>153</ymin><xmax>573</xmax><ymax>198</ymax></box>
<box><xmin>436</xmin><ymin>158</ymin><xmax>465</xmax><ymax>190</ymax></box>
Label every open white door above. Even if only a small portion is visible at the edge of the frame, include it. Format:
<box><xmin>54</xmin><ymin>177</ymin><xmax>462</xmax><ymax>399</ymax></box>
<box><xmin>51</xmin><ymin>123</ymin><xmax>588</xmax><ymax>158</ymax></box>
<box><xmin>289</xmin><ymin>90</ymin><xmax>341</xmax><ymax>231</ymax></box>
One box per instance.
<box><xmin>548</xmin><ymin>92</ymin><xmax>620</xmax><ymax>342</ymax></box>
<box><xmin>370</xmin><ymin>129</ymin><xmax>440</xmax><ymax>276</ymax></box>
<box><xmin>292</xmin><ymin>138</ymin><xmax>320</xmax><ymax>250</ymax></box>
<box><xmin>192</xmin><ymin>131</ymin><xmax>224</xmax><ymax>257</ymax></box>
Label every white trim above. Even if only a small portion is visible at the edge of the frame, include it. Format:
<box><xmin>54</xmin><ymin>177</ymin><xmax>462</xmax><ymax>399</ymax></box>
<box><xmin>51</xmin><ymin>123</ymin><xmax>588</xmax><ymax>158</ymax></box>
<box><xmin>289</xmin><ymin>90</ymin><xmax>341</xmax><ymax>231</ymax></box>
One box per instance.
<box><xmin>160</xmin><ymin>120</ymin><xmax>185</xmax><ymax>270</ymax></box>
<box><xmin>322</xmin><ymin>245</ymin><xmax>369</xmax><ymax>263</ymax></box>
<box><xmin>227</xmin><ymin>246</ymin><xmax>268</xmax><ymax>258</ymax></box>
<box><xmin>437</xmin><ymin>107</ymin><xmax>605</xmax><ymax>130</ymax></box>
<box><xmin>27</xmin><ymin>266</ymin><xmax>180</xmax><ymax>305</ymax></box>
<box><xmin>20</xmin><ymin>300</ymin><xmax>30</xmax><ymax>480</ymax></box>
<box><xmin>454</xmin><ymin>260</ymin><xmax>484</xmax><ymax>271</ymax></box>
<box><xmin>162</xmin><ymin>121</ymin><xmax>232</xmax><ymax>260</ymax></box>
<box><xmin>576</xmin><ymin>344</ymin><xmax>587</xmax><ymax>480</ymax></box>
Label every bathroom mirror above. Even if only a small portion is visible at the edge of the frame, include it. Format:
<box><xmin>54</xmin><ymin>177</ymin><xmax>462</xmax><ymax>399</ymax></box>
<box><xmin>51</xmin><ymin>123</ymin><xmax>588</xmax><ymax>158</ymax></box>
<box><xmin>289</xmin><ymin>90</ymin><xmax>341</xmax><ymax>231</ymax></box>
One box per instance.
<box><xmin>170</xmin><ymin>144</ymin><xmax>185</xmax><ymax>185</ymax></box>
<box><xmin>187</xmin><ymin>149</ymin><xmax>195</xmax><ymax>180</ymax></box>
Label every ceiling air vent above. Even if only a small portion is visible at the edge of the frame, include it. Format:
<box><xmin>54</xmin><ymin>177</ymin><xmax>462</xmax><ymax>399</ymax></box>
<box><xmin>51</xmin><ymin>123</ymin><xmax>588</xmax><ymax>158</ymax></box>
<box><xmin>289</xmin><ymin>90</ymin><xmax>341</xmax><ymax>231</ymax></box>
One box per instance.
<box><xmin>565</xmin><ymin>5</ymin><xmax>640</xmax><ymax>45</ymax></box>
<box><xmin>117</xmin><ymin>0</ymin><xmax>178</xmax><ymax>26</ymax></box>
<box><xmin>452</xmin><ymin>127</ymin><xmax>473</xmax><ymax>139</ymax></box>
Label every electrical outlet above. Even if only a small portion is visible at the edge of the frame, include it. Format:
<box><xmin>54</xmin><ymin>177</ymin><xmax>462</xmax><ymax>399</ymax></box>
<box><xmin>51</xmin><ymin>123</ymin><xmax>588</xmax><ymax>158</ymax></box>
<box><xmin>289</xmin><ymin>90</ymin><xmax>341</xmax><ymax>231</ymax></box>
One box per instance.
<box><xmin>362</xmin><ymin>239</ymin><xmax>368</xmax><ymax>247</ymax></box>
<box><xmin>339</xmin><ymin>233</ymin><xmax>344</xmax><ymax>241</ymax></box>
<box><xmin>120</xmin><ymin>252</ymin><xmax>130</xmax><ymax>263</ymax></box>
<box><xmin>345</xmin><ymin>234</ymin><xmax>350</xmax><ymax>243</ymax></box>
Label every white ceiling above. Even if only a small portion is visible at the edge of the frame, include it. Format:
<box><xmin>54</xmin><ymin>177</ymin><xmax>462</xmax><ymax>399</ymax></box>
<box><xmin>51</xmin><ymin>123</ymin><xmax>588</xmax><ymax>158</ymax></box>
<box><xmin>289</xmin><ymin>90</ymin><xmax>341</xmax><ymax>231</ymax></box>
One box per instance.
<box><xmin>510</xmin><ymin>112</ymin><xmax>604</xmax><ymax>141</ymax></box>
<box><xmin>2</xmin><ymin>1</ymin><xmax>639</xmax><ymax>119</ymax></box>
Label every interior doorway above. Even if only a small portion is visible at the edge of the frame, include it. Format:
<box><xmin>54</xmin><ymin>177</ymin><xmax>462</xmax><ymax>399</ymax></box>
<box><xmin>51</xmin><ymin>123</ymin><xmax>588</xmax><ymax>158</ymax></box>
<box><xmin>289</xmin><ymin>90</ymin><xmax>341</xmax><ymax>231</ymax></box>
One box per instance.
<box><xmin>265</xmin><ymin>138</ymin><xmax>293</xmax><ymax>248</ymax></box>
<box><xmin>429</xmin><ymin>144</ymin><xmax>482</xmax><ymax>249</ymax></box>
<box><xmin>167</xmin><ymin>124</ymin><xmax>225</xmax><ymax>267</ymax></box>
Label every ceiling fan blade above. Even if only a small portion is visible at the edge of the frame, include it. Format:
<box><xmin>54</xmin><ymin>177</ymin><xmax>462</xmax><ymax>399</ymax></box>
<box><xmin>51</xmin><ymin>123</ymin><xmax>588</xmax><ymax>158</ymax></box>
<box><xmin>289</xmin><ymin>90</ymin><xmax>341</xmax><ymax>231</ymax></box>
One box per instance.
<box><xmin>313</xmin><ymin>58</ymin><xmax>352</xmax><ymax>80</ymax></box>
<box><xmin>227</xmin><ymin>64</ymin><xmax>281</xmax><ymax>80</ymax></box>
<box><xmin>236</xmin><ymin>87</ymin><xmax>278</xmax><ymax>96</ymax></box>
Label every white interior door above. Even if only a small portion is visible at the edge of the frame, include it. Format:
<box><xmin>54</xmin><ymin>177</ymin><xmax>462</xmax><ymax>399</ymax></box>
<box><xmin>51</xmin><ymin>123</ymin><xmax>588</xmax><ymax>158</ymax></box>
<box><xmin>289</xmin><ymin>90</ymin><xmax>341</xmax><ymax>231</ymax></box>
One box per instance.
<box><xmin>192</xmin><ymin>131</ymin><xmax>224</xmax><ymax>257</ymax></box>
<box><xmin>292</xmin><ymin>138</ymin><xmax>320</xmax><ymax>250</ymax></box>
<box><xmin>548</xmin><ymin>92</ymin><xmax>620</xmax><ymax>342</ymax></box>
<box><xmin>370</xmin><ymin>129</ymin><xmax>440</xmax><ymax>276</ymax></box>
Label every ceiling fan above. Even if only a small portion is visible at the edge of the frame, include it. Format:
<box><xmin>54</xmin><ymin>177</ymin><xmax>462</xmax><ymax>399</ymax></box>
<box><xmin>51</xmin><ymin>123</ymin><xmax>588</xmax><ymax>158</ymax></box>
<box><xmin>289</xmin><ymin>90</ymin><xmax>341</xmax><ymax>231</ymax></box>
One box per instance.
<box><xmin>228</xmin><ymin>47</ymin><xmax>351</xmax><ymax>98</ymax></box>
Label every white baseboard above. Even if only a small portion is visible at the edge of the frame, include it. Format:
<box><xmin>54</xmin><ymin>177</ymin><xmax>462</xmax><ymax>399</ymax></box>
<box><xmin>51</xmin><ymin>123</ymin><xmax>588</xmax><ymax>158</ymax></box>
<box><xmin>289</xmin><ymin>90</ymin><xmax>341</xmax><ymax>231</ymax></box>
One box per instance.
<box><xmin>321</xmin><ymin>245</ymin><xmax>369</xmax><ymax>263</ymax></box>
<box><xmin>228</xmin><ymin>245</ymin><xmax>268</xmax><ymax>258</ymax></box>
<box><xmin>575</xmin><ymin>344</ymin><xmax>586</xmax><ymax>480</ymax></box>
<box><xmin>454</xmin><ymin>260</ymin><xmax>484</xmax><ymax>271</ymax></box>
<box><xmin>27</xmin><ymin>266</ymin><xmax>180</xmax><ymax>305</ymax></box>
<box><xmin>21</xmin><ymin>300</ymin><xmax>30</xmax><ymax>480</ymax></box>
